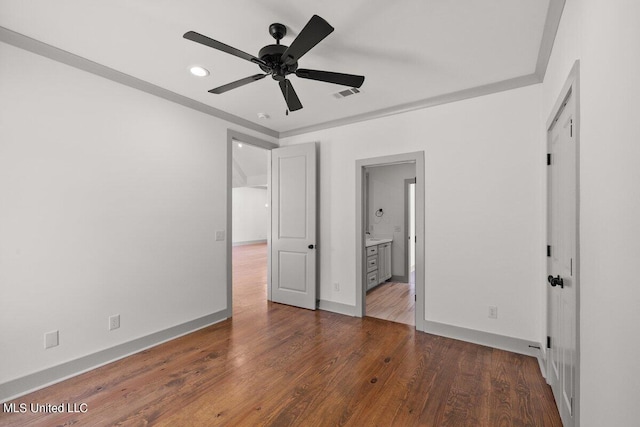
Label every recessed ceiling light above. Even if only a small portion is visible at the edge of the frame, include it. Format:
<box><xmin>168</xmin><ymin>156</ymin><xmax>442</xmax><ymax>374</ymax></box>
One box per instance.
<box><xmin>189</xmin><ymin>66</ymin><xmax>209</xmax><ymax>77</ymax></box>
<box><xmin>257</xmin><ymin>113</ymin><xmax>270</xmax><ymax>120</ymax></box>
<box><xmin>237</xmin><ymin>142</ymin><xmax>243</xmax><ymax>148</ymax></box>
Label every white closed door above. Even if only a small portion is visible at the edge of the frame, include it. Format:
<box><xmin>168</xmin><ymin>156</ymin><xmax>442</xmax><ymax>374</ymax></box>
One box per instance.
<box><xmin>271</xmin><ymin>142</ymin><xmax>317</xmax><ymax>310</ymax></box>
<box><xmin>547</xmin><ymin>91</ymin><xmax>577</xmax><ymax>427</ymax></box>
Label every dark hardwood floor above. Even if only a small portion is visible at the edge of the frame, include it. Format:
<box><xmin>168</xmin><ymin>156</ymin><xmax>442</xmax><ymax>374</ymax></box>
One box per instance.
<box><xmin>0</xmin><ymin>243</ymin><xmax>561</xmax><ymax>426</ymax></box>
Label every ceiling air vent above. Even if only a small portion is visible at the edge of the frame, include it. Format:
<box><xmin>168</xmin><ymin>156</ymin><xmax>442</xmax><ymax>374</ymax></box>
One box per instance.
<box><xmin>332</xmin><ymin>88</ymin><xmax>361</xmax><ymax>99</ymax></box>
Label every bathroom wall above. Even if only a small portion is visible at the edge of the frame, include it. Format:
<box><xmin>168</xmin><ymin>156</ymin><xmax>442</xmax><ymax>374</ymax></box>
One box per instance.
<box><xmin>367</xmin><ymin>163</ymin><xmax>416</xmax><ymax>278</ymax></box>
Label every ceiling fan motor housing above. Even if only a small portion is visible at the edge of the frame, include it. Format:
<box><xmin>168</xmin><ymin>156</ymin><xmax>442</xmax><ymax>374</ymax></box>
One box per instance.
<box><xmin>258</xmin><ymin>44</ymin><xmax>298</xmax><ymax>80</ymax></box>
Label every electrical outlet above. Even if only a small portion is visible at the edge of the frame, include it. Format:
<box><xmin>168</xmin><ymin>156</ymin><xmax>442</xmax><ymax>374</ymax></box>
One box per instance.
<box><xmin>333</xmin><ymin>283</ymin><xmax>340</xmax><ymax>291</ymax></box>
<box><xmin>215</xmin><ymin>230</ymin><xmax>225</xmax><ymax>241</ymax></box>
<box><xmin>44</xmin><ymin>330</ymin><xmax>59</xmax><ymax>349</ymax></box>
<box><xmin>489</xmin><ymin>306</ymin><xmax>498</xmax><ymax>319</ymax></box>
<box><xmin>109</xmin><ymin>314</ymin><xmax>120</xmax><ymax>331</ymax></box>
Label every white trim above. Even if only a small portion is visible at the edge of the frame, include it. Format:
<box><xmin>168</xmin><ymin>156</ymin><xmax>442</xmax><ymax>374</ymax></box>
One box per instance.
<box><xmin>535</xmin><ymin>0</ymin><xmax>566</xmax><ymax>80</ymax></box>
<box><xmin>423</xmin><ymin>320</ymin><xmax>542</xmax><ymax>358</ymax></box>
<box><xmin>318</xmin><ymin>300</ymin><xmax>356</xmax><ymax>316</ymax></box>
<box><xmin>1</xmin><ymin>0</ymin><xmax>565</xmax><ymax>140</ymax></box>
<box><xmin>0</xmin><ymin>311</ymin><xmax>227</xmax><ymax>403</ymax></box>
<box><xmin>538</xmin><ymin>349</ymin><xmax>548</xmax><ymax>379</ymax></box>
<box><xmin>280</xmin><ymin>75</ymin><xmax>541</xmax><ymax>138</ymax></box>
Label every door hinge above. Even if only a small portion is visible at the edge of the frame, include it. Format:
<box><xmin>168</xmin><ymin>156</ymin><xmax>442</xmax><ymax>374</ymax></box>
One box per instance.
<box><xmin>547</xmin><ymin>336</ymin><xmax>551</xmax><ymax>349</ymax></box>
<box><xmin>547</xmin><ymin>153</ymin><xmax>551</xmax><ymax>165</ymax></box>
<box><xmin>547</xmin><ymin>245</ymin><xmax>551</xmax><ymax>257</ymax></box>
<box><xmin>570</xmin><ymin>119</ymin><xmax>573</xmax><ymax>137</ymax></box>
<box><xmin>414</xmin><ymin>294</ymin><xmax>417</xmax><ymax>302</ymax></box>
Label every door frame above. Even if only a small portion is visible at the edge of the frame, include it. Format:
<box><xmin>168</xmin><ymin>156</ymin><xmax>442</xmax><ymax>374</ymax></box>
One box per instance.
<box><xmin>226</xmin><ymin>129</ymin><xmax>278</xmax><ymax>318</ymax></box>
<box><xmin>355</xmin><ymin>152</ymin><xmax>425</xmax><ymax>331</ymax></box>
<box><xmin>545</xmin><ymin>60</ymin><xmax>580</xmax><ymax>426</ymax></box>
<box><xmin>403</xmin><ymin>178</ymin><xmax>416</xmax><ymax>284</ymax></box>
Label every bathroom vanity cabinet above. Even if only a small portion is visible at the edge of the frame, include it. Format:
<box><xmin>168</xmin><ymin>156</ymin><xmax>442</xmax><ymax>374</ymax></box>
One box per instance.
<box><xmin>365</xmin><ymin>239</ymin><xmax>392</xmax><ymax>291</ymax></box>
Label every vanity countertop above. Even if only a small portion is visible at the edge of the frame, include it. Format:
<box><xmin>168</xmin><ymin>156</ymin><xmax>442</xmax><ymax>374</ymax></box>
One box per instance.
<box><xmin>365</xmin><ymin>237</ymin><xmax>393</xmax><ymax>247</ymax></box>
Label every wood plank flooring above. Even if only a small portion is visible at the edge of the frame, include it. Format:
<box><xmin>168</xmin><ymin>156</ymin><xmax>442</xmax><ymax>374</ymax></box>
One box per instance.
<box><xmin>367</xmin><ymin>279</ymin><xmax>415</xmax><ymax>326</ymax></box>
<box><xmin>0</xmin><ymin>243</ymin><xmax>561</xmax><ymax>426</ymax></box>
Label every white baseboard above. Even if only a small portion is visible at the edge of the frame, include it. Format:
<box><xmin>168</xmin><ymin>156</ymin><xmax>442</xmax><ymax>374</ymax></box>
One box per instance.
<box><xmin>317</xmin><ymin>301</ymin><xmax>544</xmax><ymax>360</ymax></box>
<box><xmin>422</xmin><ymin>320</ymin><xmax>543</xmax><ymax>358</ymax></box>
<box><xmin>318</xmin><ymin>300</ymin><xmax>356</xmax><ymax>316</ymax></box>
<box><xmin>0</xmin><ymin>310</ymin><xmax>228</xmax><ymax>403</ymax></box>
<box><xmin>537</xmin><ymin>347</ymin><xmax>548</xmax><ymax>379</ymax></box>
<box><xmin>1</xmin><ymin>309</ymin><xmax>546</xmax><ymax>403</ymax></box>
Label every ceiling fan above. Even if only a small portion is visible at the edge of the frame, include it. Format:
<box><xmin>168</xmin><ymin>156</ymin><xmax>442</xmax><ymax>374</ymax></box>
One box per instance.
<box><xmin>183</xmin><ymin>15</ymin><xmax>365</xmax><ymax>112</ymax></box>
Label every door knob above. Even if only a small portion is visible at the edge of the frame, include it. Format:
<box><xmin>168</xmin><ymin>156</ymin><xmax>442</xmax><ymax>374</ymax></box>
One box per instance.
<box><xmin>308</xmin><ymin>244</ymin><xmax>315</xmax><ymax>249</ymax></box>
<box><xmin>547</xmin><ymin>275</ymin><xmax>564</xmax><ymax>289</ymax></box>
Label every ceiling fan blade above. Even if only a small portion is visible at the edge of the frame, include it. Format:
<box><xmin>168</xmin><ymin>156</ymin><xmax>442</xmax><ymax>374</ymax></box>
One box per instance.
<box><xmin>279</xmin><ymin>79</ymin><xmax>303</xmax><ymax>111</ymax></box>
<box><xmin>281</xmin><ymin>15</ymin><xmax>334</xmax><ymax>65</ymax></box>
<box><xmin>184</xmin><ymin>31</ymin><xmax>267</xmax><ymax>67</ymax></box>
<box><xmin>295</xmin><ymin>69</ymin><xmax>365</xmax><ymax>88</ymax></box>
<box><xmin>208</xmin><ymin>74</ymin><xmax>267</xmax><ymax>94</ymax></box>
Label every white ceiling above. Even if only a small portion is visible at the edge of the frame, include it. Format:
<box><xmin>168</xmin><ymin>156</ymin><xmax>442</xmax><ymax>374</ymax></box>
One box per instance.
<box><xmin>0</xmin><ymin>0</ymin><xmax>557</xmax><ymax>137</ymax></box>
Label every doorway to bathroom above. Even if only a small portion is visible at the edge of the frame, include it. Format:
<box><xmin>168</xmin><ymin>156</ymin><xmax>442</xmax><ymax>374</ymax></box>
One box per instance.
<box><xmin>355</xmin><ymin>152</ymin><xmax>425</xmax><ymax>330</ymax></box>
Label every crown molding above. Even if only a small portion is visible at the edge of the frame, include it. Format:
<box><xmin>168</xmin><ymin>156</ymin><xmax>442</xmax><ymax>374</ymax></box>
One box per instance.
<box><xmin>1</xmin><ymin>0</ymin><xmax>565</xmax><ymax>140</ymax></box>
<box><xmin>0</xmin><ymin>26</ymin><xmax>279</xmax><ymax>139</ymax></box>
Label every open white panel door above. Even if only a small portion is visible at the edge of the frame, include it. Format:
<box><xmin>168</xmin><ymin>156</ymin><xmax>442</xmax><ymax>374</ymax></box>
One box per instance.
<box><xmin>271</xmin><ymin>142</ymin><xmax>316</xmax><ymax>310</ymax></box>
<box><xmin>547</xmin><ymin>91</ymin><xmax>577</xmax><ymax>427</ymax></box>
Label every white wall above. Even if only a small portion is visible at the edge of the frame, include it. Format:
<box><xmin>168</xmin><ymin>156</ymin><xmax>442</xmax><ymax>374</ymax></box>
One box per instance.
<box><xmin>0</xmin><ymin>41</ymin><xmax>273</xmax><ymax>384</ymax></box>
<box><xmin>281</xmin><ymin>84</ymin><xmax>544</xmax><ymax>343</ymax></box>
<box><xmin>232</xmin><ymin>187</ymin><xmax>268</xmax><ymax>243</ymax></box>
<box><xmin>542</xmin><ymin>1</ymin><xmax>640</xmax><ymax>425</ymax></box>
<box><xmin>6</xmin><ymin>2</ymin><xmax>639</xmax><ymax>421</ymax></box>
<box><xmin>367</xmin><ymin>163</ymin><xmax>416</xmax><ymax>277</ymax></box>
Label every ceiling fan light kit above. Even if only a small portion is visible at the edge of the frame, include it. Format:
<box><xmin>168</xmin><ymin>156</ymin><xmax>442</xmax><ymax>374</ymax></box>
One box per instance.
<box><xmin>183</xmin><ymin>15</ymin><xmax>365</xmax><ymax>112</ymax></box>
